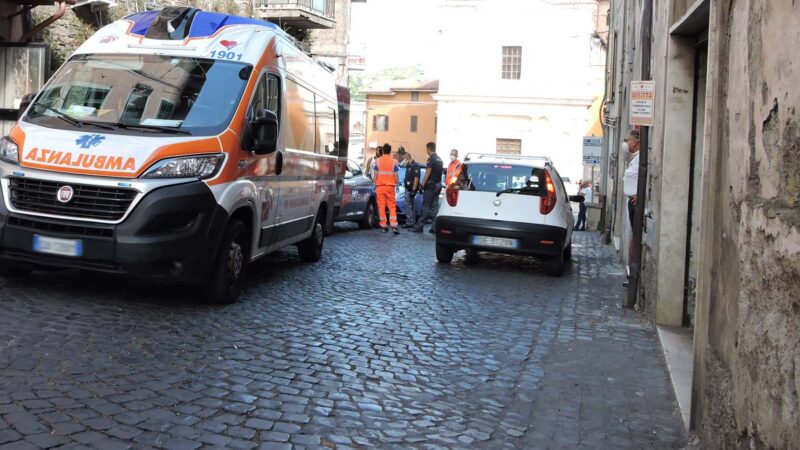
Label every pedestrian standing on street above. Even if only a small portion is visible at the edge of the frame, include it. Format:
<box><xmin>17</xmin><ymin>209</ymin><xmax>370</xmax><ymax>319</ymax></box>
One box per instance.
<box><xmin>623</xmin><ymin>129</ymin><xmax>641</xmax><ymax>286</ymax></box>
<box><xmin>413</xmin><ymin>142</ymin><xmax>444</xmax><ymax>233</ymax></box>
<box><xmin>399</xmin><ymin>148</ymin><xmax>421</xmax><ymax>228</ymax></box>
<box><xmin>373</xmin><ymin>143</ymin><xmax>400</xmax><ymax>234</ymax></box>
<box><xmin>365</xmin><ymin>147</ymin><xmax>380</xmax><ymax>179</ymax></box>
<box><xmin>575</xmin><ymin>181</ymin><xmax>589</xmax><ymax>231</ymax></box>
<box><xmin>446</xmin><ymin>149</ymin><xmax>462</xmax><ymax>186</ymax></box>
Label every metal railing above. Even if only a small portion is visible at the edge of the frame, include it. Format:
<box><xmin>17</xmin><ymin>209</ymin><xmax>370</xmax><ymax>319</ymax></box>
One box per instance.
<box><xmin>258</xmin><ymin>0</ymin><xmax>335</xmax><ymax>20</ymax></box>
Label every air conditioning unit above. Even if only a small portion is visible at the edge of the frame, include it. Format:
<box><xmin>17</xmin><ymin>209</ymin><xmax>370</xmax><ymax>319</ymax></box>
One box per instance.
<box><xmin>71</xmin><ymin>0</ymin><xmax>117</xmax><ymax>10</ymax></box>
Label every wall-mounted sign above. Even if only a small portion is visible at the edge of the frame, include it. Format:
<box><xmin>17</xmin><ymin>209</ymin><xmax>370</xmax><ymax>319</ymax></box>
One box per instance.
<box><xmin>630</xmin><ymin>81</ymin><xmax>655</xmax><ymax>126</ymax></box>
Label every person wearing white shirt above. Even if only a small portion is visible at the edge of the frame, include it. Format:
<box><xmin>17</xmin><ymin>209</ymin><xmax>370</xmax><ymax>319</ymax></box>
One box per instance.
<box><xmin>623</xmin><ymin>129</ymin><xmax>641</xmax><ymax>286</ymax></box>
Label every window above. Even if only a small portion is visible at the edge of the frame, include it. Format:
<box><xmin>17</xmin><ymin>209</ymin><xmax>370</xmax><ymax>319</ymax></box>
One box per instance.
<box><xmin>121</xmin><ymin>84</ymin><xmax>153</xmax><ymax>123</ymax></box>
<box><xmin>501</xmin><ymin>46</ymin><xmax>522</xmax><ymax>80</ymax></box>
<box><xmin>63</xmin><ymin>84</ymin><xmax>111</xmax><ymax>110</ymax></box>
<box><xmin>411</xmin><ymin>91</ymin><xmax>419</xmax><ymax>103</ymax></box>
<box><xmin>410</xmin><ymin>115</ymin><xmax>418</xmax><ymax>133</ymax></box>
<box><xmin>496</xmin><ymin>138</ymin><xmax>522</xmax><ymax>155</ymax></box>
<box><xmin>249</xmin><ymin>73</ymin><xmax>280</xmax><ymax>119</ymax></box>
<box><xmin>373</xmin><ymin>114</ymin><xmax>388</xmax><ymax>131</ymax></box>
<box><xmin>459</xmin><ymin>163</ymin><xmax>545</xmax><ymax>195</ymax></box>
<box><xmin>156</xmin><ymin>99</ymin><xmax>175</xmax><ymax>119</ymax></box>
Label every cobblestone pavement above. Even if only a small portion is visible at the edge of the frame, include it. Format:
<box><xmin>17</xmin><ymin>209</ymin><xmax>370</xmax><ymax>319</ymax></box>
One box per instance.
<box><xmin>0</xmin><ymin>227</ymin><xmax>686</xmax><ymax>449</ymax></box>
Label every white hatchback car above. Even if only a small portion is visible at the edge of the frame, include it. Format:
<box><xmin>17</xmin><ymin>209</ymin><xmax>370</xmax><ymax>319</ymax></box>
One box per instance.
<box><xmin>434</xmin><ymin>154</ymin><xmax>577</xmax><ymax>275</ymax></box>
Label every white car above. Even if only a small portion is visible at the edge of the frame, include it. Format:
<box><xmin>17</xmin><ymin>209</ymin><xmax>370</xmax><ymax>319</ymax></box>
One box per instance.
<box><xmin>434</xmin><ymin>154</ymin><xmax>577</xmax><ymax>275</ymax></box>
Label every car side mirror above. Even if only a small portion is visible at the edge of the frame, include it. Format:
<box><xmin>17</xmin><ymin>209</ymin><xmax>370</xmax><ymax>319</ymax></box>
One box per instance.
<box><xmin>345</xmin><ymin>170</ymin><xmax>353</xmax><ymax>179</ymax></box>
<box><xmin>250</xmin><ymin>109</ymin><xmax>278</xmax><ymax>155</ymax></box>
<box><xmin>18</xmin><ymin>92</ymin><xmax>36</xmax><ymax>119</ymax></box>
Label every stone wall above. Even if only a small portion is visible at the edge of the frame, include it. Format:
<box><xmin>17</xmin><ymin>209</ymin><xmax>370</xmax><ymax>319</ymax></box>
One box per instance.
<box><xmin>693</xmin><ymin>0</ymin><xmax>800</xmax><ymax>448</ymax></box>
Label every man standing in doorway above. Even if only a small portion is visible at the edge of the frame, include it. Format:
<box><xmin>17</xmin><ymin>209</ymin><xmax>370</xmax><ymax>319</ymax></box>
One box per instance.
<box><xmin>399</xmin><ymin>148</ymin><xmax>420</xmax><ymax>228</ymax></box>
<box><xmin>373</xmin><ymin>144</ymin><xmax>400</xmax><ymax>234</ymax></box>
<box><xmin>413</xmin><ymin>142</ymin><xmax>444</xmax><ymax>233</ymax></box>
<box><xmin>446</xmin><ymin>149</ymin><xmax>462</xmax><ymax>186</ymax></box>
<box><xmin>623</xmin><ymin>129</ymin><xmax>640</xmax><ymax>286</ymax></box>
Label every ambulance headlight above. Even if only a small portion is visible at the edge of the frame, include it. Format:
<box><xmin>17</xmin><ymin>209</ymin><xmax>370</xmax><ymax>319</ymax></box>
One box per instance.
<box><xmin>141</xmin><ymin>154</ymin><xmax>225</xmax><ymax>180</ymax></box>
<box><xmin>0</xmin><ymin>137</ymin><xmax>19</xmax><ymax>164</ymax></box>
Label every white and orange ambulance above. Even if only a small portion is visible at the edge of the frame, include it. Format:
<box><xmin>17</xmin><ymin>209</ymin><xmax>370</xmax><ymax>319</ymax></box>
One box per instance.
<box><xmin>0</xmin><ymin>8</ymin><xmax>348</xmax><ymax>303</ymax></box>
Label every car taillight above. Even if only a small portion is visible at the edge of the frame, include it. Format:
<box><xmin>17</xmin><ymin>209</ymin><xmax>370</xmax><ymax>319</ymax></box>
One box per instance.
<box><xmin>540</xmin><ymin>170</ymin><xmax>557</xmax><ymax>215</ymax></box>
<box><xmin>446</xmin><ymin>185</ymin><xmax>459</xmax><ymax>207</ymax></box>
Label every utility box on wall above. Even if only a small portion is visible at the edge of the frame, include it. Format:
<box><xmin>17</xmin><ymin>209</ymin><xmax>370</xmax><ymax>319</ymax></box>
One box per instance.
<box><xmin>0</xmin><ymin>44</ymin><xmax>49</xmax><ymax>135</ymax></box>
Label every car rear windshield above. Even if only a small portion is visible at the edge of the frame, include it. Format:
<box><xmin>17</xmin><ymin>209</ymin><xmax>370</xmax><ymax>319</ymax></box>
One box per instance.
<box><xmin>459</xmin><ymin>163</ymin><xmax>545</xmax><ymax>195</ymax></box>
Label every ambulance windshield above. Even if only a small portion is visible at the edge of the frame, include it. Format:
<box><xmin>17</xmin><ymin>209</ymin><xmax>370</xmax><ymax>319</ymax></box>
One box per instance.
<box><xmin>25</xmin><ymin>54</ymin><xmax>252</xmax><ymax>136</ymax></box>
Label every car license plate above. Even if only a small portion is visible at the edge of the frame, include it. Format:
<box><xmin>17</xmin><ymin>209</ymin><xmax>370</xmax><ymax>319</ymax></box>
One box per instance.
<box><xmin>472</xmin><ymin>235</ymin><xmax>518</xmax><ymax>249</ymax></box>
<box><xmin>32</xmin><ymin>235</ymin><xmax>83</xmax><ymax>257</ymax></box>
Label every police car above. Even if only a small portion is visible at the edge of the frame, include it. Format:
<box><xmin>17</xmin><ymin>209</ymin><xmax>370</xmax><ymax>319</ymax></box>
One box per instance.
<box><xmin>434</xmin><ymin>154</ymin><xmax>578</xmax><ymax>276</ymax></box>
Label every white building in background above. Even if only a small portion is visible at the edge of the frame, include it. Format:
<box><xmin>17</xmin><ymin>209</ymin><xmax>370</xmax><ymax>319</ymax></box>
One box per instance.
<box><xmin>434</xmin><ymin>0</ymin><xmax>604</xmax><ymax>182</ymax></box>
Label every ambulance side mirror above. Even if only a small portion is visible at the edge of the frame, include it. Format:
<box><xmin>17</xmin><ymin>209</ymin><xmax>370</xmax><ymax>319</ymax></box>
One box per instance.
<box><xmin>18</xmin><ymin>92</ymin><xmax>37</xmax><ymax>119</ymax></box>
<box><xmin>250</xmin><ymin>109</ymin><xmax>278</xmax><ymax>155</ymax></box>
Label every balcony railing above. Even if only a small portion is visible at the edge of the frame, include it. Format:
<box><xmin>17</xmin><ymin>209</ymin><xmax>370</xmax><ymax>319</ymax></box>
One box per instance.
<box><xmin>257</xmin><ymin>0</ymin><xmax>336</xmax><ymax>29</ymax></box>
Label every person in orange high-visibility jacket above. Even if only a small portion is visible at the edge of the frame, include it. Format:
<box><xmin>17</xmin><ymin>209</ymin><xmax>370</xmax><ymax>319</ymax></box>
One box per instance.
<box><xmin>446</xmin><ymin>149</ymin><xmax>462</xmax><ymax>185</ymax></box>
<box><xmin>372</xmin><ymin>144</ymin><xmax>401</xmax><ymax>234</ymax></box>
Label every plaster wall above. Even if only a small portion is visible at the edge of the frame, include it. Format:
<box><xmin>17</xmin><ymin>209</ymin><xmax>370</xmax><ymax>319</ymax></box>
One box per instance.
<box><xmin>691</xmin><ymin>0</ymin><xmax>800</xmax><ymax>447</ymax></box>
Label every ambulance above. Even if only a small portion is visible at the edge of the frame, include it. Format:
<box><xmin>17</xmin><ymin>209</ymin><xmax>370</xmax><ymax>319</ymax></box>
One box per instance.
<box><xmin>0</xmin><ymin>8</ymin><xmax>348</xmax><ymax>303</ymax></box>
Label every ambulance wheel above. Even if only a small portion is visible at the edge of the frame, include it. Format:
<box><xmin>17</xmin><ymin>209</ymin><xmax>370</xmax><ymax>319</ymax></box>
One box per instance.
<box><xmin>206</xmin><ymin>219</ymin><xmax>248</xmax><ymax>304</ymax></box>
<box><xmin>359</xmin><ymin>200</ymin><xmax>377</xmax><ymax>229</ymax></box>
<box><xmin>298</xmin><ymin>211</ymin><xmax>324</xmax><ymax>262</ymax></box>
<box><xmin>436</xmin><ymin>243</ymin><xmax>454</xmax><ymax>264</ymax></box>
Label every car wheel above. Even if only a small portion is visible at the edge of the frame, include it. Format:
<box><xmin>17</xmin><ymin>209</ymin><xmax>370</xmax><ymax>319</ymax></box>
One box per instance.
<box><xmin>205</xmin><ymin>218</ymin><xmax>248</xmax><ymax>304</ymax></box>
<box><xmin>359</xmin><ymin>200</ymin><xmax>377</xmax><ymax>230</ymax></box>
<box><xmin>0</xmin><ymin>265</ymin><xmax>32</xmax><ymax>278</ymax></box>
<box><xmin>298</xmin><ymin>210</ymin><xmax>325</xmax><ymax>262</ymax></box>
<box><xmin>546</xmin><ymin>248</ymin><xmax>565</xmax><ymax>277</ymax></box>
<box><xmin>464</xmin><ymin>249</ymin><xmax>480</xmax><ymax>264</ymax></box>
<box><xmin>564</xmin><ymin>244</ymin><xmax>572</xmax><ymax>261</ymax></box>
<box><xmin>436</xmin><ymin>243</ymin><xmax>454</xmax><ymax>264</ymax></box>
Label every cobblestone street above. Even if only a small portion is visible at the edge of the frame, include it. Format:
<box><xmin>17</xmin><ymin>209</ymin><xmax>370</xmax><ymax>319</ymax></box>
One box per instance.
<box><xmin>0</xmin><ymin>228</ymin><xmax>686</xmax><ymax>449</ymax></box>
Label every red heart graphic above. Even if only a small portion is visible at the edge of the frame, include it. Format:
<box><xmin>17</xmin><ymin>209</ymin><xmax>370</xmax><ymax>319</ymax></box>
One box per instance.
<box><xmin>220</xmin><ymin>40</ymin><xmax>238</xmax><ymax>50</ymax></box>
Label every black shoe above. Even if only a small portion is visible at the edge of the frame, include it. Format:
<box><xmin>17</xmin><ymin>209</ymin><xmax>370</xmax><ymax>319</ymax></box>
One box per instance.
<box><xmin>623</xmin><ymin>280</ymin><xmax>630</xmax><ymax>288</ymax></box>
<box><xmin>381</xmin><ymin>227</ymin><xmax>388</xmax><ymax>233</ymax></box>
<box><xmin>429</xmin><ymin>228</ymin><xmax>435</xmax><ymax>234</ymax></box>
<box><xmin>392</xmin><ymin>227</ymin><xmax>400</xmax><ymax>235</ymax></box>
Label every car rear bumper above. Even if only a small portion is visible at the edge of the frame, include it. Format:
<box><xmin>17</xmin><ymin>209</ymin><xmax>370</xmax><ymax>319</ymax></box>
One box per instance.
<box><xmin>0</xmin><ymin>180</ymin><xmax>228</xmax><ymax>281</ymax></box>
<box><xmin>434</xmin><ymin>216</ymin><xmax>567</xmax><ymax>257</ymax></box>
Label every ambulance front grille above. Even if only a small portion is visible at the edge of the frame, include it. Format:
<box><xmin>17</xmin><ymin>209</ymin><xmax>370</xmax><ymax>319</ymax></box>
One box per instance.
<box><xmin>8</xmin><ymin>177</ymin><xmax>136</xmax><ymax>221</ymax></box>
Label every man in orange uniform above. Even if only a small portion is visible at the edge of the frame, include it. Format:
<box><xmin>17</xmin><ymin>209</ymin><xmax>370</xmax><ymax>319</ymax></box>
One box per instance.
<box><xmin>446</xmin><ymin>149</ymin><xmax>462</xmax><ymax>185</ymax></box>
<box><xmin>372</xmin><ymin>144</ymin><xmax>401</xmax><ymax>234</ymax></box>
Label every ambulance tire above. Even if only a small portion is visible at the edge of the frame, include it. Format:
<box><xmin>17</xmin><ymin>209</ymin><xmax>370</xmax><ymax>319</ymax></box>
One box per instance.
<box><xmin>0</xmin><ymin>264</ymin><xmax>32</xmax><ymax>278</ymax></box>
<box><xmin>206</xmin><ymin>219</ymin><xmax>249</xmax><ymax>304</ymax></box>
<box><xmin>359</xmin><ymin>200</ymin><xmax>377</xmax><ymax>229</ymax></box>
<box><xmin>435</xmin><ymin>243</ymin><xmax>454</xmax><ymax>264</ymax></box>
<box><xmin>298</xmin><ymin>210</ymin><xmax>324</xmax><ymax>262</ymax></box>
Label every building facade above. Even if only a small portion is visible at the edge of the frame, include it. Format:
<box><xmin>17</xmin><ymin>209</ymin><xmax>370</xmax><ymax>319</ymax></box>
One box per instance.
<box><xmin>363</xmin><ymin>81</ymin><xmax>438</xmax><ymax>162</ymax></box>
<box><xmin>601</xmin><ymin>0</ymin><xmax>800</xmax><ymax>447</ymax></box>
<box><xmin>434</xmin><ymin>0</ymin><xmax>605</xmax><ymax>183</ymax></box>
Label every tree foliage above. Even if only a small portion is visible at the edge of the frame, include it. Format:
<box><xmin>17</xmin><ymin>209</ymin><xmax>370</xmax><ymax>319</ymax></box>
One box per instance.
<box><xmin>349</xmin><ymin>66</ymin><xmax>426</xmax><ymax>102</ymax></box>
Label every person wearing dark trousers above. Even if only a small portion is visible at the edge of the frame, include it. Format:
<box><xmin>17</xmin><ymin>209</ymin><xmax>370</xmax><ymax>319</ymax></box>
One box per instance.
<box><xmin>622</xmin><ymin>129</ymin><xmax>641</xmax><ymax>287</ymax></box>
<box><xmin>575</xmin><ymin>188</ymin><xmax>587</xmax><ymax>231</ymax></box>
<box><xmin>412</xmin><ymin>142</ymin><xmax>443</xmax><ymax>233</ymax></box>
<box><xmin>398</xmin><ymin>148</ymin><xmax>420</xmax><ymax>228</ymax></box>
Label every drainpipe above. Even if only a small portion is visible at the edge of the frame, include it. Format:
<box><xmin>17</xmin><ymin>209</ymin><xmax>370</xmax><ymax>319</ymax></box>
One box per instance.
<box><xmin>19</xmin><ymin>1</ymin><xmax>68</xmax><ymax>43</ymax></box>
<box><xmin>626</xmin><ymin>0</ymin><xmax>653</xmax><ymax>309</ymax></box>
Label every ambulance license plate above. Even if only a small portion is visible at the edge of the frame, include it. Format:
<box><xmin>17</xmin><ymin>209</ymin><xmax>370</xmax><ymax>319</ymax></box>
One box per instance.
<box><xmin>33</xmin><ymin>235</ymin><xmax>83</xmax><ymax>257</ymax></box>
<box><xmin>472</xmin><ymin>235</ymin><xmax>518</xmax><ymax>249</ymax></box>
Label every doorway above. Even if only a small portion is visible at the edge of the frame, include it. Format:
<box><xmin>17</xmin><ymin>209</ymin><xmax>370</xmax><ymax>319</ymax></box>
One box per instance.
<box><xmin>683</xmin><ymin>36</ymin><xmax>708</xmax><ymax>328</ymax></box>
